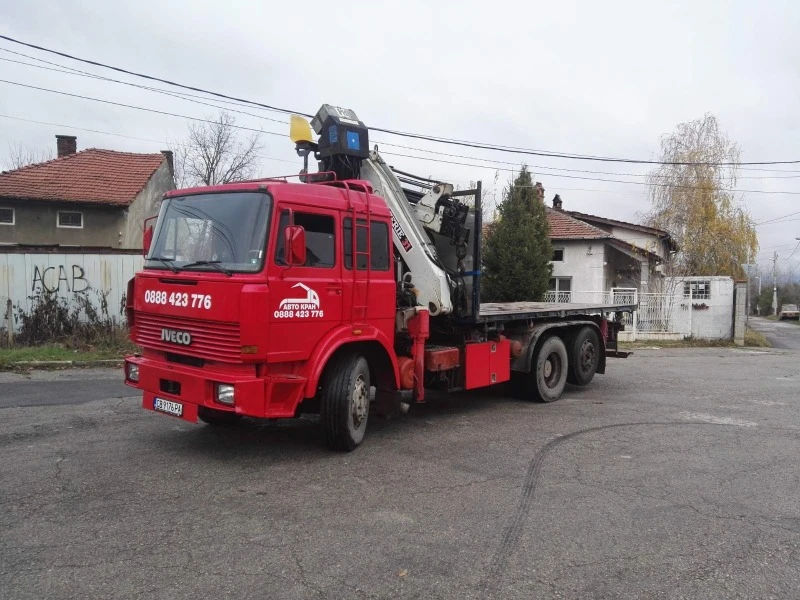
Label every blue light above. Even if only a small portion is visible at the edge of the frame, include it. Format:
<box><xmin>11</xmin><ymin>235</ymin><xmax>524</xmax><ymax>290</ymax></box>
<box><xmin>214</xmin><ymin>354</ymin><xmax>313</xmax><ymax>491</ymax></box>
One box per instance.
<box><xmin>346</xmin><ymin>131</ymin><xmax>360</xmax><ymax>150</ymax></box>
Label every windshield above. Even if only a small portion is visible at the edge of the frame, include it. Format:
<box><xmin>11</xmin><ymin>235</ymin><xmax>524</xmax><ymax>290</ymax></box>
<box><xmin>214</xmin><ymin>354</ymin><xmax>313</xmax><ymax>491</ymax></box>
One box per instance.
<box><xmin>145</xmin><ymin>192</ymin><xmax>271</xmax><ymax>273</ymax></box>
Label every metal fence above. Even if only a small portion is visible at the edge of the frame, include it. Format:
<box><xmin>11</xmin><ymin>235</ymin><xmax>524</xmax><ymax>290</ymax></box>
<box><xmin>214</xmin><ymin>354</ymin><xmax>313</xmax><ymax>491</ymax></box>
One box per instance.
<box><xmin>542</xmin><ymin>288</ymin><xmax>637</xmax><ymax>305</ymax></box>
<box><xmin>541</xmin><ymin>286</ymin><xmax>737</xmax><ymax>340</ymax></box>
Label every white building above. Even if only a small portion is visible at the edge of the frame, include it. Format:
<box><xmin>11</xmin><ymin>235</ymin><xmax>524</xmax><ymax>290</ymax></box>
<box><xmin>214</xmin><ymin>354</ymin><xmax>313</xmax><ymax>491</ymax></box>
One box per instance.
<box><xmin>545</xmin><ymin>195</ymin><xmax>676</xmax><ymax>300</ymax></box>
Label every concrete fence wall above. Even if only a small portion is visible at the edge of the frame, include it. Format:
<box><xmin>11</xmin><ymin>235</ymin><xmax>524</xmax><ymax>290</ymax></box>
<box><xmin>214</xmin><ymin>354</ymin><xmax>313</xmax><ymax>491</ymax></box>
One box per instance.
<box><xmin>0</xmin><ymin>250</ymin><xmax>143</xmax><ymax>330</ymax></box>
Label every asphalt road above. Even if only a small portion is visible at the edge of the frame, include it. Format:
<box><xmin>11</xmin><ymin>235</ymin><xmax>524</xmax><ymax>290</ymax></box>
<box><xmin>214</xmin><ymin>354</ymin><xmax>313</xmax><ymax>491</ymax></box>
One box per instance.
<box><xmin>2</xmin><ymin>349</ymin><xmax>799</xmax><ymax>600</ymax></box>
<box><xmin>749</xmin><ymin>315</ymin><xmax>800</xmax><ymax>350</ymax></box>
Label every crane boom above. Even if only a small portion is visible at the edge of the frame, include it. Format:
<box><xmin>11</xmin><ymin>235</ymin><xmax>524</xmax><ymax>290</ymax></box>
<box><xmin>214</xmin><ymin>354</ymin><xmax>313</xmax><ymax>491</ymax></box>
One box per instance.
<box><xmin>360</xmin><ymin>152</ymin><xmax>454</xmax><ymax>316</ymax></box>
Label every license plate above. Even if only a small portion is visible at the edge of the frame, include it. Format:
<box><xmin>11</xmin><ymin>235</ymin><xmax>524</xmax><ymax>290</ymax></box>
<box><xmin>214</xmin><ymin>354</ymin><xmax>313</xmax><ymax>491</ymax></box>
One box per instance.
<box><xmin>153</xmin><ymin>397</ymin><xmax>183</xmax><ymax>417</ymax></box>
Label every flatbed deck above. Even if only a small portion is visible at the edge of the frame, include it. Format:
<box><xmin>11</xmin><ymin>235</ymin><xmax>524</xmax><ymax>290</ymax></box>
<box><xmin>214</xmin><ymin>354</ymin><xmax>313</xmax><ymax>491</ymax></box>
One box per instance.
<box><xmin>477</xmin><ymin>301</ymin><xmax>637</xmax><ymax>323</ymax></box>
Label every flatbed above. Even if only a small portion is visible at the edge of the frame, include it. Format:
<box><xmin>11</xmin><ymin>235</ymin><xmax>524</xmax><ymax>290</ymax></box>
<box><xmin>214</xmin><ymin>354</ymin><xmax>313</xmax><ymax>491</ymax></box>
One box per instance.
<box><xmin>478</xmin><ymin>301</ymin><xmax>637</xmax><ymax>323</ymax></box>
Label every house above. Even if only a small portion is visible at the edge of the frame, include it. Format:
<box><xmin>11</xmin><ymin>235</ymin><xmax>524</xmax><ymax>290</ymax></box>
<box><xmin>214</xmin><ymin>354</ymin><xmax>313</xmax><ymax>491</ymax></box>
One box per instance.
<box><xmin>546</xmin><ymin>193</ymin><xmax>676</xmax><ymax>300</ymax></box>
<box><xmin>0</xmin><ymin>135</ymin><xmax>174</xmax><ymax>249</ymax></box>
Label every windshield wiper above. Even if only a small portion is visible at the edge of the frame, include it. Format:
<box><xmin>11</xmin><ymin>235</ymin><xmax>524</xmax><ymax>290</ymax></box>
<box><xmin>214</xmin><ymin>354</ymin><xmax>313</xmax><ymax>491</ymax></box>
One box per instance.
<box><xmin>180</xmin><ymin>260</ymin><xmax>232</xmax><ymax>276</ymax></box>
<box><xmin>148</xmin><ymin>256</ymin><xmax>179</xmax><ymax>273</ymax></box>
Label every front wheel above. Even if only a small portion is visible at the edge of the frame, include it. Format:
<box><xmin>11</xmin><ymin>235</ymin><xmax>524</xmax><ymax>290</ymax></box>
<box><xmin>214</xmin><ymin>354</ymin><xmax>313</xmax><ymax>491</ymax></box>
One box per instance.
<box><xmin>320</xmin><ymin>353</ymin><xmax>371</xmax><ymax>451</ymax></box>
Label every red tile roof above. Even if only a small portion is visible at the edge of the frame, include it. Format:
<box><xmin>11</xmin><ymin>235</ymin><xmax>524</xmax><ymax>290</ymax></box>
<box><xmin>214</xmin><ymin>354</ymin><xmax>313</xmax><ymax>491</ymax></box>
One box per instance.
<box><xmin>546</xmin><ymin>208</ymin><xmax>610</xmax><ymax>240</ymax></box>
<box><xmin>0</xmin><ymin>149</ymin><xmax>166</xmax><ymax>206</ymax></box>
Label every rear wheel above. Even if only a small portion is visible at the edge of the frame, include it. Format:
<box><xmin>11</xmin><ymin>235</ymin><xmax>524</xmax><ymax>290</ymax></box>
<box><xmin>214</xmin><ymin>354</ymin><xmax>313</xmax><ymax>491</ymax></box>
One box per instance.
<box><xmin>320</xmin><ymin>353</ymin><xmax>370</xmax><ymax>451</ymax></box>
<box><xmin>567</xmin><ymin>326</ymin><xmax>600</xmax><ymax>386</ymax></box>
<box><xmin>511</xmin><ymin>335</ymin><xmax>568</xmax><ymax>402</ymax></box>
<box><xmin>532</xmin><ymin>335</ymin><xmax>568</xmax><ymax>402</ymax></box>
<box><xmin>197</xmin><ymin>406</ymin><xmax>242</xmax><ymax>425</ymax></box>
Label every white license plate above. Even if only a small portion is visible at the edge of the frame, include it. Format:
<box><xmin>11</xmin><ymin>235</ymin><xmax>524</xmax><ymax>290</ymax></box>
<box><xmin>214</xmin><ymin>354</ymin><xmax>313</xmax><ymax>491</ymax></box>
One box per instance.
<box><xmin>153</xmin><ymin>397</ymin><xmax>183</xmax><ymax>417</ymax></box>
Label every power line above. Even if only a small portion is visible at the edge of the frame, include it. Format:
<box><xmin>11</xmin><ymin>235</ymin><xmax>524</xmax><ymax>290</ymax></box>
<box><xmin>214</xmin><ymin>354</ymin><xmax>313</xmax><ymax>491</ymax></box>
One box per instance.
<box><xmin>3</xmin><ymin>76</ymin><xmax>800</xmax><ymax>199</ymax></box>
<box><xmin>8</xmin><ymin>48</ymin><xmax>800</xmax><ymax>183</ymax></box>
<box><xmin>0</xmin><ymin>113</ymin><xmax>166</xmax><ymax>144</ymax></box>
<box><xmin>755</xmin><ymin>210</ymin><xmax>800</xmax><ymax>226</ymax></box>
<box><xmin>0</xmin><ymin>52</ymin><xmax>291</xmax><ymax>126</ymax></box>
<box><xmin>0</xmin><ymin>78</ymin><xmax>285</xmax><ymax>137</ymax></box>
<box><xmin>0</xmin><ymin>114</ymin><xmax>297</xmax><ymax>165</ymax></box>
<box><xmin>381</xmin><ymin>149</ymin><xmax>800</xmax><ymax>196</ymax></box>
<box><xmin>4</xmin><ymin>33</ymin><xmax>800</xmax><ymax>167</ymax></box>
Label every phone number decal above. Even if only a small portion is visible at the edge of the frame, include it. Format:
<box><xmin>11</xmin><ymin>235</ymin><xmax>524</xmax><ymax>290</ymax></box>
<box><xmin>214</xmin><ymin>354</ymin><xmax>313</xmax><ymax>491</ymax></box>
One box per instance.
<box><xmin>144</xmin><ymin>290</ymin><xmax>212</xmax><ymax>309</ymax></box>
<box><xmin>273</xmin><ymin>309</ymin><xmax>324</xmax><ymax>319</ymax></box>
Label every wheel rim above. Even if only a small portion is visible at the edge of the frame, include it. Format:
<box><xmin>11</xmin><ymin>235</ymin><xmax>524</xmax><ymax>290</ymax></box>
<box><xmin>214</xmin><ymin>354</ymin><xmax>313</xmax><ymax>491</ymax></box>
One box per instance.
<box><xmin>543</xmin><ymin>353</ymin><xmax>561</xmax><ymax>388</ymax></box>
<box><xmin>351</xmin><ymin>374</ymin><xmax>368</xmax><ymax>429</ymax></box>
<box><xmin>579</xmin><ymin>339</ymin><xmax>597</xmax><ymax>374</ymax></box>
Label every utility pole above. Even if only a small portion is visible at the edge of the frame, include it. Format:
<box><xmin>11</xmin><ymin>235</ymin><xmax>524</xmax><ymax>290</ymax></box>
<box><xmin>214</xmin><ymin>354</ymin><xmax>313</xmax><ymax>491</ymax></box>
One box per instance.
<box><xmin>772</xmin><ymin>252</ymin><xmax>779</xmax><ymax>316</ymax></box>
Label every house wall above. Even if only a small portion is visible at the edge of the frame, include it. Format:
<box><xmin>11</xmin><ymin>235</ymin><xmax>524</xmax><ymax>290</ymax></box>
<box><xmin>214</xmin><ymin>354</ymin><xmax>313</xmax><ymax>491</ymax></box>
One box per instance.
<box><xmin>607</xmin><ymin>226</ymin><xmax>667</xmax><ymax>261</ymax></box>
<box><xmin>676</xmin><ymin>276</ymin><xmax>735</xmax><ymax>339</ymax></box>
<box><xmin>550</xmin><ymin>240</ymin><xmax>606</xmax><ymax>296</ymax></box>
<box><xmin>620</xmin><ymin>276</ymin><xmax>736</xmax><ymax>341</ymax></box>
<box><xmin>0</xmin><ymin>249</ymin><xmax>143</xmax><ymax>327</ymax></box>
<box><xmin>120</xmin><ymin>160</ymin><xmax>173</xmax><ymax>249</ymax></box>
<box><xmin>0</xmin><ymin>199</ymin><xmax>124</xmax><ymax>247</ymax></box>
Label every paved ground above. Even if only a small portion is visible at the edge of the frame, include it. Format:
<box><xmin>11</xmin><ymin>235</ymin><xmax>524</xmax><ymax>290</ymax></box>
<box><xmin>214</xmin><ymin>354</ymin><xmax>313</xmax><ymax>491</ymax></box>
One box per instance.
<box><xmin>2</xmin><ymin>348</ymin><xmax>800</xmax><ymax>600</ymax></box>
<box><xmin>749</xmin><ymin>315</ymin><xmax>800</xmax><ymax>350</ymax></box>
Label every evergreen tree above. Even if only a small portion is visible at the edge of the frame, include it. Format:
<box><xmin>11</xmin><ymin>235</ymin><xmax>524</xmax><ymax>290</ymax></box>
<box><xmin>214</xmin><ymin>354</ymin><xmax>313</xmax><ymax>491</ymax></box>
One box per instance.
<box><xmin>482</xmin><ymin>167</ymin><xmax>553</xmax><ymax>302</ymax></box>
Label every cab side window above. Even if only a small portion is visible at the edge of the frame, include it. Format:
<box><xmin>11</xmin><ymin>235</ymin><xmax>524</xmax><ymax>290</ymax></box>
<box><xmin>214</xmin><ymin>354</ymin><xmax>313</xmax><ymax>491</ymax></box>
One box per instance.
<box><xmin>275</xmin><ymin>210</ymin><xmax>336</xmax><ymax>268</ymax></box>
<box><xmin>343</xmin><ymin>218</ymin><xmax>391</xmax><ymax>271</ymax></box>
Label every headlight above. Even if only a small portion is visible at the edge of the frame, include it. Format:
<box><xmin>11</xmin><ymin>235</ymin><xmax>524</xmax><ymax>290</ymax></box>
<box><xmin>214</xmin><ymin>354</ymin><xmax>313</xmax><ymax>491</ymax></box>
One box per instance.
<box><xmin>126</xmin><ymin>363</ymin><xmax>139</xmax><ymax>382</ymax></box>
<box><xmin>215</xmin><ymin>383</ymin><xmax>234</xmax><ymax>406</ymax></box>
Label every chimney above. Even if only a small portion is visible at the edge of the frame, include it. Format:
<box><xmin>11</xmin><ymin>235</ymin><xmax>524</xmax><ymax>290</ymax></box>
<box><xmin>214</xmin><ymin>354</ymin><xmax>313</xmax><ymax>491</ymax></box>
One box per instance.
<box><xmin>533</xmin><ymin>181</ymin><xmax>545</xmax><ymax>203</ymax></box>
<box><xmin>552</xmin><ymin>194</ymin><xmax>563</xmax><ymax>211</ymax></box>
<box><xmin>160</xmin><ymin>150</ymin><xmax>174</xmax><ymax>177</ymax></box>
<box><xmin>56</xmin><ymin>135</ymin><xmax>77</xmax><ymax>157</ymax></box>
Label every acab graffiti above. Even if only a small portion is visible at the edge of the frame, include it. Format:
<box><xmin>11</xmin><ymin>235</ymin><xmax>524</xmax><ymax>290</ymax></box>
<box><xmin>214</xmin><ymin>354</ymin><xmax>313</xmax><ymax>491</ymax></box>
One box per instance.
<box><xmin>31</xmin><ymin>264</ymin><xmax>90</xmax><ymax>293</ymax></box>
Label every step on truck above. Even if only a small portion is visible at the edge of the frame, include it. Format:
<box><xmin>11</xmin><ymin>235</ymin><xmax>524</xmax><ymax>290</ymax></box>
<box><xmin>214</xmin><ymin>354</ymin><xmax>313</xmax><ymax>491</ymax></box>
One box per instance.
<box><xmin>124</xmin><ymin>105</ymin><xmax>635</xmax><ymax>450</ymax></box>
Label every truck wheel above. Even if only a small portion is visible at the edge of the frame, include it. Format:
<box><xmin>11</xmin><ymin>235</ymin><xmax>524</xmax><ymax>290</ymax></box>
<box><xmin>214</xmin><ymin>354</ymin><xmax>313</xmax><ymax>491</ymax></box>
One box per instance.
<box><xmin>532</xmin><ymin>335</ymin><xmax>568</xmax><ymax>402</ymax></box>
<box><xmin>197</xmin><ymin>406</ymin><xmax>242</xmax><ymax>425</ymax></box>
<box><xmin>567</xmin><ymin>326</ymin><xmax>600</xmax><ymax>386</ymax></box>
<box><xmin>320</xmin><ymin>353</ymin><xmax>370</xmax><ymax>451</ymax></box>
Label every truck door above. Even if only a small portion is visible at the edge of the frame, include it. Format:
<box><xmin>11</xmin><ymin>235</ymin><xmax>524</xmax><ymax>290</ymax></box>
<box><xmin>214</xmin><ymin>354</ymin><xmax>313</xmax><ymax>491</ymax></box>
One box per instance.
<box><xmin>268</xmin><ymin>207</ymin><xmax>343</xmax><ymax>362</ymax></box>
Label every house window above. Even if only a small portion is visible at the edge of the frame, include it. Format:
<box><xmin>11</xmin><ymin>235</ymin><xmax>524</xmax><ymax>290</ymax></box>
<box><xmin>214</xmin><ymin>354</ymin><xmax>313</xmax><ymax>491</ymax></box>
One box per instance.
<box><xmin>57</xmin><ymin>211</ymin><xmax>83</xmax><ymax>229</ymax></box>
<box><xmin>684</xmin><ymin>280</ymin><xmax>710</xmax><ymax>300</ymax></box>
<box><xmin>552</xmin><ymin>248</ymin><xmax>564</xmax><ymax>262</ymax></box>
<box><xmin>0</xmin><ymin>207</ymin><xmax>13</xmax><ymax>225</ymax></box>
<box><xmin>549</xmin><ymin>277</ymin><xmax>572</xmax><ymax>301</ymax></box>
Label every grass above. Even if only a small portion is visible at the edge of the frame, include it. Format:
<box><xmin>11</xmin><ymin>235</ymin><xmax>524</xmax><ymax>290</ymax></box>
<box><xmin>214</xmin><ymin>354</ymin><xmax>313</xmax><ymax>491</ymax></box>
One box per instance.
<box><xmin>620</xmin><ymin>328</ymin><xmax>772</xmax><ymax>350</ymax></box>
<box><xmin>744</xmin><ymin>327</ymin><xmax>771</xmax><ymax>347</ymax></box>
<box><xmin>619</xmin><ymin>338</ymin><xmax>735</xmax><ymax>350</ymax></box>
<box><xmin>0</xmin><ymin>340</ymin><xmax>137</xmax><ymax>369</ymax></box>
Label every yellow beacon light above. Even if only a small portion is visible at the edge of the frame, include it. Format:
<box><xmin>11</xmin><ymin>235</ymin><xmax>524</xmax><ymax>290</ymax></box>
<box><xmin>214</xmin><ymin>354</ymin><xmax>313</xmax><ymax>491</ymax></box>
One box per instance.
<box><xmin>290</xmin><ymin>115</ymin><xmax>314</xmax><ymax>144</ymax></box>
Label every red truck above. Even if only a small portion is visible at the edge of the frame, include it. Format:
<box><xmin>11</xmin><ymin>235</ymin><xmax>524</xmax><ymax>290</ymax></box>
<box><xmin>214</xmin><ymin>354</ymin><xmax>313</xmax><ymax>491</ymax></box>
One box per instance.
<box><xmin>124</xmin><ymin>105</ymin><xmax>633</xmax><ymax>450</ymax></box>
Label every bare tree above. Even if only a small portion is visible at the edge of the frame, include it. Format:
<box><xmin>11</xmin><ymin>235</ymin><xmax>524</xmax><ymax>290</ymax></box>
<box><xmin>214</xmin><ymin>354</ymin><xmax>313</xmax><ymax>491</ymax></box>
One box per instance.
<box><xmin>171</xmin><ymin>112</ymin><xmax>263</xmax><ymax>187</ymax></box>
<box><xmin>6</xmin><ymin>143</ymin><xmax>54</xmax><ymax>170</ymax></box>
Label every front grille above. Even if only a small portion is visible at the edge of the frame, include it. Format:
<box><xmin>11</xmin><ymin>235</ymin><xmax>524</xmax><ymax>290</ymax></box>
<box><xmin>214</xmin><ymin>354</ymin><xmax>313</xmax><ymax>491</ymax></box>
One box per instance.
<box><xmin>134</xmin><ymin>312</ymin><xmax>241</xmax><ymax>362</ymax></box>
<box><xmin>166</xmin><ymin>352</ymin><xmax>205</xmax><ymax>368</ymax></box>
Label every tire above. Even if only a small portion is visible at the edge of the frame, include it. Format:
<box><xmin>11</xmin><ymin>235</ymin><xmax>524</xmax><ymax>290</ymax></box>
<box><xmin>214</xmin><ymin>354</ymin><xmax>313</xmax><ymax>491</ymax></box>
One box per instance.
<box><xmin>320</xmin><ymin>353</ymin><xmax>370</xmax><ymax>451</ymax></box>
<box><xmin>532</xmin><ymin>335</ymin><xmax>568</xmax><ymax>402</ymax></box>
<box><xmin>197</xmin><ymin>406</ymin><xmax>242</xmax><ymax>425</ymax></box>
<box><xmin>567</xmin><ymin>326</ymin><xmax>601</xmax><ymax>386</ymax></box>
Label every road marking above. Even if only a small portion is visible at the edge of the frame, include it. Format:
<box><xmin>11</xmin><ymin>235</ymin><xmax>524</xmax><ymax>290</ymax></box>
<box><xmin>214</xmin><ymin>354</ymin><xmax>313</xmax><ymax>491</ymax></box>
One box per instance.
<box><xmin>678</xmin><ymin>411</ymin><xmax>757</xmax><ymax>427</ymax></box>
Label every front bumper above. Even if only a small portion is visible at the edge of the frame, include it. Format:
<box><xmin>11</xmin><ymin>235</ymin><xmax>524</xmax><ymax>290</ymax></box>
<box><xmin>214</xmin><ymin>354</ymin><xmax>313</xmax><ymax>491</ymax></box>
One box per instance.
<box><xmin>125</xmin><ymin>356</ymin><xmax>305</xmax><ymax>422</ymax></box>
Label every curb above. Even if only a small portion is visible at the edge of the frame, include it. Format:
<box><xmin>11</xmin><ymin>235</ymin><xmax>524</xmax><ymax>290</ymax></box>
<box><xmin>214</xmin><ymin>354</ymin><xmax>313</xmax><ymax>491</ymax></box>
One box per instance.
<box><xmin>0</xmin><ymin>359</ymin><xmax>124</xmax><ymax>371</ymax></box>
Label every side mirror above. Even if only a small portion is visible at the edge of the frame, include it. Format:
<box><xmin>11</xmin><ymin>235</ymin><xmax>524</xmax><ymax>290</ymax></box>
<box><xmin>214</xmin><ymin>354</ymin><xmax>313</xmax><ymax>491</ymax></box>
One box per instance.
<box><xmin>284</xmin><ymin>225</ymin><xmax>307</xmax><ymax>266</ymax></box>
<box><xmin>142</xmin><ymin>215</ymin><xmax>157</xmax><ymax>257</ymax></box>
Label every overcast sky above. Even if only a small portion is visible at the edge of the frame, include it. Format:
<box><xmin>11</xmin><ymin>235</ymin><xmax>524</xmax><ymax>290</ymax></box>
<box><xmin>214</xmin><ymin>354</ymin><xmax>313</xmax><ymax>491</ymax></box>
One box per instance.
<box><xmin>2</xmin><ymin>0</ymin><xmax>799</xmax><ymax>278</ymax></box>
